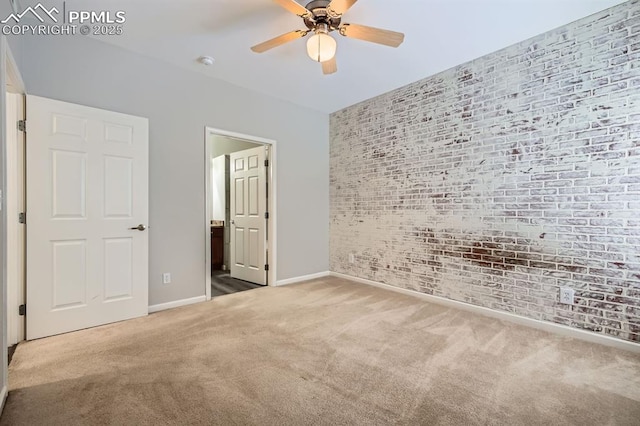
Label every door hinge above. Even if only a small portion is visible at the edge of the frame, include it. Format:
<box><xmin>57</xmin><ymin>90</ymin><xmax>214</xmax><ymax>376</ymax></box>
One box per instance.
<box><xmin>265</xmin><ymin>264</ymin><xmax>269</xmax><ymax>271</ymax></box>
<box><xmin>17</xmin><ymin>120</ymin><xmax>26</xmax><ymax>132</ymax></box>
<box><xmin>264</xmin><ymin>159</ymin><xmax>269</xmax><ymax>167</ymax></box>
<box><xmin>19</xmin><ymin>212</ymin><xmax>26</xmax><ymax>224</ymax></box>
<box><xmin>19</xmin><ymin>304</ymin><xmax>26</xmax><ymax>316</ymax></box>
<box><xmin>264</xmin><ymin>212</ymin><xmax>269</xmax><ymax>219</ymax></box>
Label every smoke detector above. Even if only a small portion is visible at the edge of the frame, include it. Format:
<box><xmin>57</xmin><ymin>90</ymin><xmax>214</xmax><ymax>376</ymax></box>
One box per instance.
<box><xmin>198</xmin><ymin>56</ymin><xmax>215</xmax><ymax>66</ymax></box>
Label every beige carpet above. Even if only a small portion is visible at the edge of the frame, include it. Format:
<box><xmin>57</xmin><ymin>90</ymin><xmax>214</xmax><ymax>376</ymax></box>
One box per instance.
<box><xmin>2</xmin><ymin>277</ymin><xmax>640</xmax><ymax>425</ymax></box>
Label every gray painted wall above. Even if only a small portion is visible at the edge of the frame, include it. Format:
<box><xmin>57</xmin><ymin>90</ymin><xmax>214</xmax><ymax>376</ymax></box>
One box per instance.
<box><xmin>16</xmin><ymin>34</ymin><xmax>329</xmax><ymax>305</ymax></box>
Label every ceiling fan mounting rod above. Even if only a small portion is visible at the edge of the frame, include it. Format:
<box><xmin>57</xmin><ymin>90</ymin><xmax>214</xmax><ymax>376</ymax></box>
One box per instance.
<box><xmin>305</xmin><ymin>0</ymin><xmax>331</xmax><ymax>12</ymax></box>
<box><xmin>314</xmin><ymin>22</ymin><xmax>329</xmax><ymax>35</ymax></box>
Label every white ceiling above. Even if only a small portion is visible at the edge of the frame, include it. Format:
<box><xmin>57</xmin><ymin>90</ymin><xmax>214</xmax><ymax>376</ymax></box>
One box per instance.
<box><xmin>64</xmin><ymin>0</ymin><xmax>625</xmax><ymax>113</ymax></box>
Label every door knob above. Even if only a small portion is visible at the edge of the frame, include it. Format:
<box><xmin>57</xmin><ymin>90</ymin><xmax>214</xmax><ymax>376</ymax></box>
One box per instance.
<box><xmin>129</xmin><ymin>224</ymin><xmax>146</xmax><ymax>231</ymax></box>
<box><xmin>231</xmin><ymin>220</ymin><xmax>235</xmax><ymax>225</ymax></box>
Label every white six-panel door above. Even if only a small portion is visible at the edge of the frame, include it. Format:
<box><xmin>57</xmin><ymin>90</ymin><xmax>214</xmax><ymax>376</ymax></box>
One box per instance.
<box><xmin>230</xmin><ymin>146</ymin><xmax>266</xmax><ymax>285</ymax></box>
<box><xmin>26</xmin><ymin>95</ymin><xmax>149</xmax><ymax>340</ymax></box>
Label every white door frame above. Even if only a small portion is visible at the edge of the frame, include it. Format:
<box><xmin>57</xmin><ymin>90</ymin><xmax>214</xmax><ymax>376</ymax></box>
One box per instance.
<box><xmin>204</xmin><ymin>127</ymin><xmax>277</xmax><ymax>301</ymax></box>
<box><xmin>6</xmin><ymin>91</ymin><xmax>25</xmax><ymax>346</ymax></box>
<box><xmin>1</xmin><ymin>34</ymin><xmax>26</xmax><ymax>413</ymax></box>
<box><xmin>5</xmin><ymin>39</ymin><xmax>26</xmax><ymax>346</ymax></box>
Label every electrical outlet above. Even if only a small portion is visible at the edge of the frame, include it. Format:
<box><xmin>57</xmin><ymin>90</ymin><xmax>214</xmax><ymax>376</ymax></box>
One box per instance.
<box><xmin>349</xmin><ymin>253</ymin><xmax>355</xmax><ymax>264</ymax></box>
<box><xmin>162</xmin><ymin>272</ymin><xmax>171</xmax><ymax>284</ymax></box>
<box><xmin>559</xmin><ymin>287</ymin><xmax>574</xmax><ymax>304</ymax></box>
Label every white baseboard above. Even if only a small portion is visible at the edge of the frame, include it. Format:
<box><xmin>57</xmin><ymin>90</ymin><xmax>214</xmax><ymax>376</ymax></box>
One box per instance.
<box><xmin>275</xmin><ymin>271</ymin><xmax>330</xmax><ymax>287</ymax></box>
<box><xmin>330</xmin><ymin>272</ymin><xmax>640</xmax><ymax>354</ymax></box>
<box><xmin>148</xmin><ymin>295</ymin><xmax>207</xmax><ymax>313</ymax></box>
<box><xmin>1</xmin><ymin>385</ymin><xmax>7</xmax><ymax>415</ymax></box>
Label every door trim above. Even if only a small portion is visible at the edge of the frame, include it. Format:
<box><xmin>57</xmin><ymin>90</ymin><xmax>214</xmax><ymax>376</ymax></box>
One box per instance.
<box><xmin>5</xmin><ymin>44</ymin><xmax>25</xmax><ymax>346</ymax></box>
<box><xmin>6</xmin><ymin>91</ymin><xmax>25</xmax><ymax>346</ymax></box>
<box><xmin>2</xmin><ymin>34</ymin><xmax>26</xmax><ymax>414</ymax></box>
<box><xmin>204</xmin><ymin>127</ymin><xmax>277</xmax><ymax>301</ymax></box>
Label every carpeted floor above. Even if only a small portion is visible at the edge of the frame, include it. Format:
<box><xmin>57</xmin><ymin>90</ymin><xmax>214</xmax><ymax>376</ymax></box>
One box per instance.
<box><xmin>2</xmin><ymin>276</ymin><xmax>640</xmax><ymax>425</ymax></box>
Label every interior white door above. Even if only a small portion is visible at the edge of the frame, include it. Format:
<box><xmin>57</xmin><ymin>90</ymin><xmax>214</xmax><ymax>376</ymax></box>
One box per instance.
<box><xmin>230</xmin><ymin>146</ymin><xmax>266</xmax><ymax>285</ymax></box>
<box><xmin>26</xmin><ymin>95</ymin><xmax>149</xmax><ymax>340</ymax></box>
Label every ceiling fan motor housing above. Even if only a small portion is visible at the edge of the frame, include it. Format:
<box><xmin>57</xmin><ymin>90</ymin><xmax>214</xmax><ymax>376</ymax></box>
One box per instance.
<box><xmin>304</xmin><ymin>0</ymin><xmax>342</xmax><ymax>32</ymax></box>
<box><xmin>250</xmin><ymin>0</ymin><xmax>405</xmax><ymax>75</ymax></box>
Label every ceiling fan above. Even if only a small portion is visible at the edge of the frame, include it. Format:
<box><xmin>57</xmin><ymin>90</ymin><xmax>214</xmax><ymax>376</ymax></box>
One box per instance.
<box><xmin>251</xmin><ymin>0</ymin><xmax>405</xmax><ymax>75</ymax></box>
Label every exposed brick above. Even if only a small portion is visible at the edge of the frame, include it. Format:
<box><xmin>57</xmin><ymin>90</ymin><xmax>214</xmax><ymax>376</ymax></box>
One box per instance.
<box><xmin>330</xmin><ymin>1</ymin><xmax>640</xmax><ymax>344</ymax></box>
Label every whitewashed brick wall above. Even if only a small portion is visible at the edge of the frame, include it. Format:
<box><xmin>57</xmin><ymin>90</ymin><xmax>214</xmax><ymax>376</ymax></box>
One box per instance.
<box><xmin>330</xmin><ymin>1</ymin><xmax>640</xmax><ymax>343</ymax></box>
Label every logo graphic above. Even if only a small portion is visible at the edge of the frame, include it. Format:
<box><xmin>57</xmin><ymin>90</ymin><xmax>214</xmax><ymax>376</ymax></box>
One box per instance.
<box><xmin>1</xmin><ymin>3</ymin><xmax>58</xmax><ymax>24</ymax></box>
<box><xmin>2</xmin><ymin>2</ymin><xmax>126</xmax><ymax>36</ymax></box>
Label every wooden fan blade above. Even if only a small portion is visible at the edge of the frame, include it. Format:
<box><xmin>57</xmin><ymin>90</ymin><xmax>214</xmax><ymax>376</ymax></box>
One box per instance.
<box><xmin>251</xmin><ymin>30</ymin><xmax>308</xmax><ymax>53</ymax></box>
<box><xmin>327</xmin><ymin>0</ymin><xmax>358</xmax><ymax>16</ymax></box>
<box><xmin>322</xmin><ymin>57</ymin><xmax>337</xmax><ymax>74</ymax></box>
<box><xmin>273</xmin><ymin>0</ymin><xmax>310</xmax><ymax>17</ymax></box>
<box><xmin>339</xmin><ymin>23</ymin><xmax>404</xmax><ymax>47</ymax></box>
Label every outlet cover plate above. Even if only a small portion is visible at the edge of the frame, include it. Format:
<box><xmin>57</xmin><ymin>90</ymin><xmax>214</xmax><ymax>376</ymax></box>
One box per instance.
<box><xmin>560</xmin><ymin>287</ymin><xmax>574</xmax><ymax>304</ymax></box>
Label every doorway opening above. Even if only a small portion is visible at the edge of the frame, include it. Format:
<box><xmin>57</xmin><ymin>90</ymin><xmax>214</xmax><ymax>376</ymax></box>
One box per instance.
<box><xmin>204</xmin><ymin>128</ymin><xmax>276</xmax><ymax>301</ymax></box>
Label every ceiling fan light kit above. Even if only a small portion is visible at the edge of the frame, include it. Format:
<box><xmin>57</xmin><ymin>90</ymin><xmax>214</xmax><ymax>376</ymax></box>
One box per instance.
<box><xmin>251</xmin><ymin>0</ymin><xmax>405</xmax><ymax>74</ymax></box>
<box><xmin>307</xmin><ymin>24</ymin><xmax>337</xmax><ymax>62</ymax></box>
